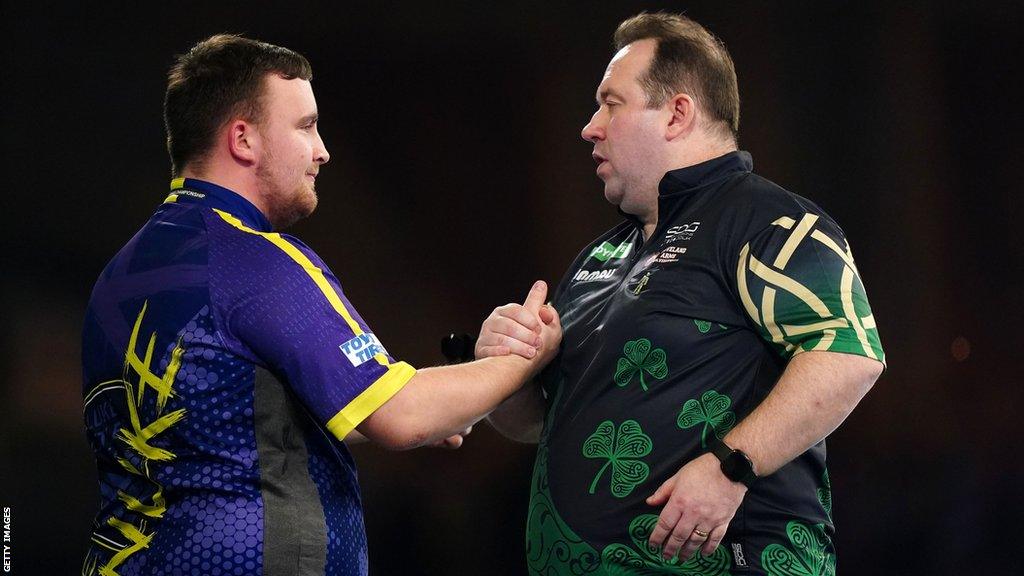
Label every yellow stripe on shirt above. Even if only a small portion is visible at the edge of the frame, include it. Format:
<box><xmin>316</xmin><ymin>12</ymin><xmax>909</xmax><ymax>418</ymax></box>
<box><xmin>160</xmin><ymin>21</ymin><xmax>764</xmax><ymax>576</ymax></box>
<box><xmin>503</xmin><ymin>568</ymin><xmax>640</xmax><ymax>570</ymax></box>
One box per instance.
<box><xmin>213</xmin><ymin>208</ymin><xmax>413</xmax><ymax>435</ymax></box>
<box><xmin>326</xmin><ymin>361</ymin><xmax>416</xmax><ymax>440</ymax></box>
<box><xmin>212</xmin><ymin>208</ymin><xmax>390</xmax><ymax>367</ymax></box>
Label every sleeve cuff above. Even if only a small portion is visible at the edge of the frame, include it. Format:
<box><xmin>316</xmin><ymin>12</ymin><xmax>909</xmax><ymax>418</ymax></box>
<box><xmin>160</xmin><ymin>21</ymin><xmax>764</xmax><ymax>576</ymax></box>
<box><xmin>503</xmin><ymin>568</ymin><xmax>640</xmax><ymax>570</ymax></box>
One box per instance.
<box><xmin>325</xmin><ymin>361</ymin><xmax>416</xmax><ymax>440</ymax></box>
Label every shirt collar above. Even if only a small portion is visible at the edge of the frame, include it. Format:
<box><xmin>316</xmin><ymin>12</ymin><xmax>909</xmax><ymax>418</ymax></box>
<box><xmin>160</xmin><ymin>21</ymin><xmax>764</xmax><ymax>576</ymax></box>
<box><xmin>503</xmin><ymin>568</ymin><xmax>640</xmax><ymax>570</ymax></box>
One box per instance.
<box><xmin>165</xmin><ymin>177</ymin><xmax>273</xmax><ymax>232</ymax></box>
<box><xmin>657</xmin><ymin>150</ymin><xmax>753</xmax><ymax>198</ymax></box>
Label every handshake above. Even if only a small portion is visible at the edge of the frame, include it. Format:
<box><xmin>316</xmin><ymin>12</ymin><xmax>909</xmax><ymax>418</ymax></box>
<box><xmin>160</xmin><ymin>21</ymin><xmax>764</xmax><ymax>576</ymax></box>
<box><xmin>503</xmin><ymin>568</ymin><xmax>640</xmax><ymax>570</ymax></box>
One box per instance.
<box><xmin>359</xmin><ymin>280</ymin><xmax>561</xmax><ymax>451</ymax></box>
<box><xmin>431</xmin><ymin>280</ymin><xmax>563</xmax><ymax>449</ymax></box>
<box><xmin>444</xmin><ymin>280</ymin><xmax>562</xmax><ymax>365</ymax></box>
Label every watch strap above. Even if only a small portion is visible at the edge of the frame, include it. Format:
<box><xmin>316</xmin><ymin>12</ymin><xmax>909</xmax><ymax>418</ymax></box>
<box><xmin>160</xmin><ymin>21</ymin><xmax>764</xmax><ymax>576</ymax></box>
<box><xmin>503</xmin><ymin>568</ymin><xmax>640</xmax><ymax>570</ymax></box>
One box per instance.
<box><xmin>709</xmin><ymin>437</ymin><xmax>757</xmax><ymax>487</ymax></box>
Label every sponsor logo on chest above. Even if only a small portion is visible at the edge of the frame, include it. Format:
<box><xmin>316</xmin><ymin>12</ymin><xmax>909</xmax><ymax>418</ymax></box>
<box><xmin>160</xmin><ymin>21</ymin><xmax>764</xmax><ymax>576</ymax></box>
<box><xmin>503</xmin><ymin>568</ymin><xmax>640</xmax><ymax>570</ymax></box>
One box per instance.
<box><xmin>649</xmin><ymin>220</ymin><xmax>704</xmax><ymax>264</ymax></box>
<box><xmin>589</xmin><ymin>240</ymin><xmax>632</xmax><ymax>262</ymax></box>
<box><xmin>664</xmin><ymin>221</ymin><xmax>701</xmax><ymax>243</ymax></box>
<box><xmin>573</xmin><ymin>268</ymin><xmax>616</xmax><ymax>283</ymax></box>
<box><xmin>340</xmin><ymin>332</ymin><xmax>388</xmax><ymax>366</ymax></box>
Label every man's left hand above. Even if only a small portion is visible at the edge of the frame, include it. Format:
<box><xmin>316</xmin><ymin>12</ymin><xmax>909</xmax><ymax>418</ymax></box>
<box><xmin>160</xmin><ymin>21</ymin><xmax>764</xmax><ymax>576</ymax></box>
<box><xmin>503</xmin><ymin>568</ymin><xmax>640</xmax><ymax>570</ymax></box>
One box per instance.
<box><xmin>645</xmin><ymin>452</ymin><xmax>747</xmax><ymax>562</ymax></box>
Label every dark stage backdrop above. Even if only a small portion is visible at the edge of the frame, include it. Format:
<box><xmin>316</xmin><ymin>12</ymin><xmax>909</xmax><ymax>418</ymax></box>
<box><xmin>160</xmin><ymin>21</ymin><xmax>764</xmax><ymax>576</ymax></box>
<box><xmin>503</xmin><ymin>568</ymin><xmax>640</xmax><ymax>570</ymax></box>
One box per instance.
<box><xmin>2</xmin><ymin>1</ymin><xmax>1021</xmax><ymax>574</ymax></box>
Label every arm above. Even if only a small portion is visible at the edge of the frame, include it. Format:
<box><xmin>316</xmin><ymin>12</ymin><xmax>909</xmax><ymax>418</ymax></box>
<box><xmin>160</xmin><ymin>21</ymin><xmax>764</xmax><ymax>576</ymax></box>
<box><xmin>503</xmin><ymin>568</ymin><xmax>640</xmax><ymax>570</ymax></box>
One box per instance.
<box><xmin>721</xmin><ymin>351</ymin><xmax>882</xmax><ymax>475</ymax></box>
<box><xmin>359</xmin><ymin>279</ymin><xmax>560</xmax><ymax>450</ymax></box>
<box><xmin>486</xmin><ymin>380</ymin><xmax>546</xmax><ymax>443</ymax></box>
<box><xmin>344</xmin><ymin>428</ymin><xmax>473</xmax><ymax>449</ymax></box>
<box><xmin>357</xmin><ymin>353</ymin><xmax>553</xmax><ymax>450</ymax></box>
<box><xmin>645</xmin><ymin>352</ymin><xmax>882</xmax><ymax>560</ymax></box>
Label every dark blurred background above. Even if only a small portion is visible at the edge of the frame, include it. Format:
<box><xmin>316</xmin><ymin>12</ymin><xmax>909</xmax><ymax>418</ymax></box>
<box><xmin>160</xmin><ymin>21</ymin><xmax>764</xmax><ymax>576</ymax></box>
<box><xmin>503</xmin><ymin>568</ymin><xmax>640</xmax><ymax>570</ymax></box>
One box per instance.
<box><xmin>2</xmin><ymin>1</ymin><xmax>1022</xmax><ymax>574</ymax></box>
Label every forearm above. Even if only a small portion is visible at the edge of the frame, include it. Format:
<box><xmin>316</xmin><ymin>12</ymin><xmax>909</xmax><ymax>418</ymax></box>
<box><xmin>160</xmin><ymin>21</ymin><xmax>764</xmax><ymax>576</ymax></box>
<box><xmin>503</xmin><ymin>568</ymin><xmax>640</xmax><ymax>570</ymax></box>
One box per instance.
<box><xmin>723</xmin><ymin>351</ymin><xmax>883</xmax><ymax>476</ymax></box>
<box><xmin>487</xmin><ymin>380</ymin><xmax>545</xmax><ymax>443</ymax></box>
<box><xmin>358</xmin><ymin>355</ymin><xmax>535</xmax><ymax>450</ymax></box>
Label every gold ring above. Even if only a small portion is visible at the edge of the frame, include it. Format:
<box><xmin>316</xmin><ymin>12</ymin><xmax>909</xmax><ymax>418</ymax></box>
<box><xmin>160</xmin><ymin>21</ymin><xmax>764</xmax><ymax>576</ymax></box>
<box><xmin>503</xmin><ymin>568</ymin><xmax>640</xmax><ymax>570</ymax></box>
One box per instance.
<box><xmin>692</xmin><ymin>528</ymin><xmax>709</xmax><ymax>539</ymax></box>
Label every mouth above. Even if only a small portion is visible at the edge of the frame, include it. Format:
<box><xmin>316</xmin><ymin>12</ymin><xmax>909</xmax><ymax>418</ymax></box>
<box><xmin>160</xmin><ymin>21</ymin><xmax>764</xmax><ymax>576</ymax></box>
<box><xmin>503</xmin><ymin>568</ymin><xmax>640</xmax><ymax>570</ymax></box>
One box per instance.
<box><xmin>592</xmin><ymin>152</ymin><xmax>607</xmax><ymax>165</ymax></box>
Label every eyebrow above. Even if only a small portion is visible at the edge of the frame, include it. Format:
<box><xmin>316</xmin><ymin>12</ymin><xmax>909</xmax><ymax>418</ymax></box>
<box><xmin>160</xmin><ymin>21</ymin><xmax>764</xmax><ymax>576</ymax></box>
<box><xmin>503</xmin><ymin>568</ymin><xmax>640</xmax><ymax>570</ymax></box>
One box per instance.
<box><xmin>596</xmin><ymin>89</ymin><xmax>623</xmax><ymax>104</ymax></box>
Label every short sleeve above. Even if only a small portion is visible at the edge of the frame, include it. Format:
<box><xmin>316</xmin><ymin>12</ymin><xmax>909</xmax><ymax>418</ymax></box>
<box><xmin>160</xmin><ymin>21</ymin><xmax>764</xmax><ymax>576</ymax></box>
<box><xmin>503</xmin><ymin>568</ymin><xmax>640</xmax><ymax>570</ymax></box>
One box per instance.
<box><xmin>208</xmin><ymin>210</ymin><xmax>416</xmax><ymax>440</ymax></box>
<box><xmin>734</xmin><ymin>212</ymin><xmax>885</xmax><ymax>365</ymax></box>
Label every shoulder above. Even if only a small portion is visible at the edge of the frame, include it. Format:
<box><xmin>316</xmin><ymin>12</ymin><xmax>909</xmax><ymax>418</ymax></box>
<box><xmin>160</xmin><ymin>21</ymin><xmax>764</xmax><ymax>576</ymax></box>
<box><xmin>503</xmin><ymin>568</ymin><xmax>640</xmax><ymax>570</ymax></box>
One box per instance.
<box><xmin>715</xmin><ymin>172</ymin><xmax>845</xmax><ymax>245</ymax></box>
<box><xmin>202</xmin><ymin>210</ymin><xmax>328</xmax><ymax>276</ymax></box>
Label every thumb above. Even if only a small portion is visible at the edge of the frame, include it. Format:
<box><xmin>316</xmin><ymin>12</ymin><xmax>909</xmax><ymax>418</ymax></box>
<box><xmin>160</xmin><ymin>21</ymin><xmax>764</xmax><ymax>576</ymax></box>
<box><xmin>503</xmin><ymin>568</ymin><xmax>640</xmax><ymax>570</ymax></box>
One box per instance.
<box><xmin>523</xmin><ymin>280</ymin><xmax>548</xmax><ymax>314</ymax></box>
<box><xmin>646</xmin><ymin>476</ymin><xmax>674</xmax><ymax>506</ymax></box>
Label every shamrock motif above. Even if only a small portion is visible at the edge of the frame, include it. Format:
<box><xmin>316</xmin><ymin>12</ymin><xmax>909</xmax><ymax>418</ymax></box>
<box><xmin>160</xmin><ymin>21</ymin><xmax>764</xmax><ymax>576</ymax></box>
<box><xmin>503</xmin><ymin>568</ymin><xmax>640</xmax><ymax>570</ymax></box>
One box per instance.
<box><xmin>615</xmin><ymin>338</ymin><xmax>669</xmax><ymax>391</ymax></box>
<box><xmin>601</xmin><ymin>514</ymin><xmax>733</xmax><ymax>575</ymax></box>
<box><xmin>677</xmin><ymin>390</ymin><xmax>737</xmax><ymax>449</ymax></box>
<box><xmin>761</xmin><ymin>521</ymin><xmax>835</xmax><ymax>576</ymax></box>
<box><xmin>583</xmin><ymin>420</ymin><xmax>652</xmax><ymax>498</ymax></box>
<box><xmin>816</xmin><ymin>470</ymin><xmax>832</xmax><ymax>518</ymax></box>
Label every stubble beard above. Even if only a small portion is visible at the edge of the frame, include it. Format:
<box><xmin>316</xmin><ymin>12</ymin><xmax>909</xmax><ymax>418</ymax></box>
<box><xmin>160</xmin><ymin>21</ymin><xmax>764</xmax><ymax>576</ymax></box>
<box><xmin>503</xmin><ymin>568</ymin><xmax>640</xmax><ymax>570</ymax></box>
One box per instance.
<box><xmin>257</xmin><ymin>164</ymin><xmax>318</xmax><ymax>230</ymax></box>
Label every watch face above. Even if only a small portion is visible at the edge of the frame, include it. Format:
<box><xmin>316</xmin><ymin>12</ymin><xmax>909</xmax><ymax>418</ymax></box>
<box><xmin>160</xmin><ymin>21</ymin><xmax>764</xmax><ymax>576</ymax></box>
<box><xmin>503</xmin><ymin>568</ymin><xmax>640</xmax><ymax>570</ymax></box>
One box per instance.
<box><xmin>722</xmin><ymin>451</ymin><xmax>752</xmax><ymax>481</ymax></box>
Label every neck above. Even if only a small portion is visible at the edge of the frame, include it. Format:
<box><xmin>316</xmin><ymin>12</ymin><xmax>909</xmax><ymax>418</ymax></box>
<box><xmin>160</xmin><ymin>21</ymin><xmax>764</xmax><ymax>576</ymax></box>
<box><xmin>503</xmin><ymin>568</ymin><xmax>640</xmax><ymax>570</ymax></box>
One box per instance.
<box><xmin>180</xmin><ymin>161</ymin><xmax>270</xmax><ymax>219</ymax></box>
<box><xmin>668</xmin><ymin>139</ymin><xmax>738</xmax><ymax>172</ymax></box>
<box><xmin>637</xmin><ymin>140</ymin><xmax>738</xmax><ymax>241</ymax></box>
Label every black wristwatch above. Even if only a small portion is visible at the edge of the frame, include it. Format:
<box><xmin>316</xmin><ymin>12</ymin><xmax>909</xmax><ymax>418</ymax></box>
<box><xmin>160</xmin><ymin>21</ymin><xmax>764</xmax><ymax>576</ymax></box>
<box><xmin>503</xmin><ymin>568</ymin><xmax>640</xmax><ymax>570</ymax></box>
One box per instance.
<box><xmin>709</xmin><ymin>438</ymin><xmax>757</xmax><ymax>488</ymax></box>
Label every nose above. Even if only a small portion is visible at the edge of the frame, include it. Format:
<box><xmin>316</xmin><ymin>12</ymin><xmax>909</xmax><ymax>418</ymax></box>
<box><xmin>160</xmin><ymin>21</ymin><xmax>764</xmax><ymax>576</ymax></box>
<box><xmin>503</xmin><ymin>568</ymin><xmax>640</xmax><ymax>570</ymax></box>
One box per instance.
<box><xmin>314</xmin><ymin>131</ymin><xmax>330</xmax><ymax>165</ymax></box>
<box><xmin>581</xmin><ymin>111</ymin><xmax>605</xmax><ymax>143</ymax></box>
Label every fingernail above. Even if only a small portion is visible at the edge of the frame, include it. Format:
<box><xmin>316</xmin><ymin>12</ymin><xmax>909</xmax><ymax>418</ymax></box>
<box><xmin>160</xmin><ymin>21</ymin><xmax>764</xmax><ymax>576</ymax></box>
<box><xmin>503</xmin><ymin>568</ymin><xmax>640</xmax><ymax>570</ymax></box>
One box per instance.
<box><xmin>527</xmin><ymin>348</ymin><xmax>536</xmax><ymax>358</ymax></box>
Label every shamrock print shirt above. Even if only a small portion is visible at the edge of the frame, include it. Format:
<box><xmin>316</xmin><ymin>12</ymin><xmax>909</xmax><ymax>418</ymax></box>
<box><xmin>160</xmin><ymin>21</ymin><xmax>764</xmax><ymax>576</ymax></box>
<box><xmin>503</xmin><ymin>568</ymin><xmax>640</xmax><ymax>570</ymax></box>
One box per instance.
<box><xmin>528</xmin><ymin>152</ymin><xmax>884</xmax><ymax>575</ymax></box>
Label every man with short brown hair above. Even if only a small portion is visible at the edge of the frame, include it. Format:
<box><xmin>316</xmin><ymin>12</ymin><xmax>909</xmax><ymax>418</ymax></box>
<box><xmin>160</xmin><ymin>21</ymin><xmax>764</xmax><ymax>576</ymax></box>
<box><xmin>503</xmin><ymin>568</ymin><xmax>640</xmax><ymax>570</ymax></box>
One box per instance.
<box><xmin>478</xmin><ymin>12</ymin><xmax>884</xmax><ymax>574</ymax></box>
<box><xmin>80</xmin><ymin>34</ymin><xmax>559</xmax><ymax>576</ymax></box>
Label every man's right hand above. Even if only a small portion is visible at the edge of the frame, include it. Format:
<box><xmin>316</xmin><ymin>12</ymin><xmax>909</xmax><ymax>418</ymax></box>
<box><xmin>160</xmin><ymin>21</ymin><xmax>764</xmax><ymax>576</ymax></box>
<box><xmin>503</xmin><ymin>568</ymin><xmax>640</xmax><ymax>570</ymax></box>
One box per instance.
<box><xmin>476</xmin><ymin>280</ymin><xmax>561</xmax><ymax>364</ymax></box>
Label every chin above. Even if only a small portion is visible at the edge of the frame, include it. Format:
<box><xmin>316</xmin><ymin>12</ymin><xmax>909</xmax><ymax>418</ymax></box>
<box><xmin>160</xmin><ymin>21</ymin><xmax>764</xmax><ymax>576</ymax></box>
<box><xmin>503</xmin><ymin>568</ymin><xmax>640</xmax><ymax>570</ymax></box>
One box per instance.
<box><xmin>603</xmin><ymin>184</ymin><xmax>625</xmax><ymax>207</ymax></box>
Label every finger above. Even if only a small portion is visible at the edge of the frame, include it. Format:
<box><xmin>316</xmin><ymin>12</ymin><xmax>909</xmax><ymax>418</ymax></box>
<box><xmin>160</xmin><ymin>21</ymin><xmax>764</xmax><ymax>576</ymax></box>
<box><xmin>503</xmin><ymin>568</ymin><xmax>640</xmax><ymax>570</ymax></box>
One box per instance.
<box><xmin>676</xmin><ymin>524</ymin><xmax>710</xmax><ymax>563</ymax></box>
<box><xmin>661</xmin><ymin>520</ymin><xmax>695</xmax><ymax>561</ymax></box>
<box><xmin>646</xmin><ymin>477</ymin><xmax>674</xmax><ymax>507</ymax></box>
<box><xmin>474</xmin><ymin>345</ymin><xmax>511</xmax><ymax>358</ymax></box>
<box><xmin>522</xmin><ymin>280</ymin><xmax>548</xmax><ymax>314</ymax></box>
<box><xmin>538</xmin><ymin>306</ymin><xmax>553</xmax><ymax>324</ymax></box>
<box><xmin>498</xmin><ymin>304</ymin><xmax>541</xmax><ymax>332</ymax></box>
<box><xmin>544</xmin><ymin>305</ymin><xmax>562</xmax><ymax>331</ymax></box>
<box><xmin>488</xmin><ymin>333</ymin><xmax>536</xmax><ymax>359</ymax></box>
<box><xmin>700</xmin><ymin>524</ymin><xmax>728</xmax><ymax>557</ymax></box>
<box><xmin>647</xmin><ymin>504</ymin><xmax>682</xmax><ymax>553</ymax></box>
<box><xmin>443</xmin><ymin>434</ymin><xmax>464</xmax><ymax>449</ymax></box>
<box><xmin>492</xmin><ymin>316</ymin><xmax>542</xmax><ymax>348</ymax></box>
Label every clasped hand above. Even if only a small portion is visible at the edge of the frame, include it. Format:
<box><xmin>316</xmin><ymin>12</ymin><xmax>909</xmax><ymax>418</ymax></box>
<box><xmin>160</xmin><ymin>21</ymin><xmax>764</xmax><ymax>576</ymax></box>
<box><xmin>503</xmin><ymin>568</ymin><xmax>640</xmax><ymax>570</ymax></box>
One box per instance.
<box><xmin>475</xmin><ymin>280</ymin><xmax>562</xmax><ymax>367</ymax></box>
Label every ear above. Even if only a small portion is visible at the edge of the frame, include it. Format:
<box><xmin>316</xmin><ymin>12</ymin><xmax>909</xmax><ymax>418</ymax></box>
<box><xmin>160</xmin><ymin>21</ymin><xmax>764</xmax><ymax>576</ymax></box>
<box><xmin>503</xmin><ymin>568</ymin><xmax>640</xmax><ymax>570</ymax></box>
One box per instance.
<box><xmin>665</xmin><ymin>93</ymin><xmax>697</xmax><ymax>141</ymax></box>
<box><xmin>227</xmin><ymin>119</ymin><xmax>260</xmax><ymax>165</ymax></box>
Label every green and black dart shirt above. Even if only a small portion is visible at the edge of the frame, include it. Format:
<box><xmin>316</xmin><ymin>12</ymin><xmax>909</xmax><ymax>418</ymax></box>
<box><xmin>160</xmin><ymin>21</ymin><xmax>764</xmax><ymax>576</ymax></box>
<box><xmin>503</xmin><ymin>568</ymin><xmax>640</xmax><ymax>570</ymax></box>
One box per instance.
<box><xmin>527</xmin><ymin>151</ymin><xmax>884</xmax><ymax>575</ymax></box>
